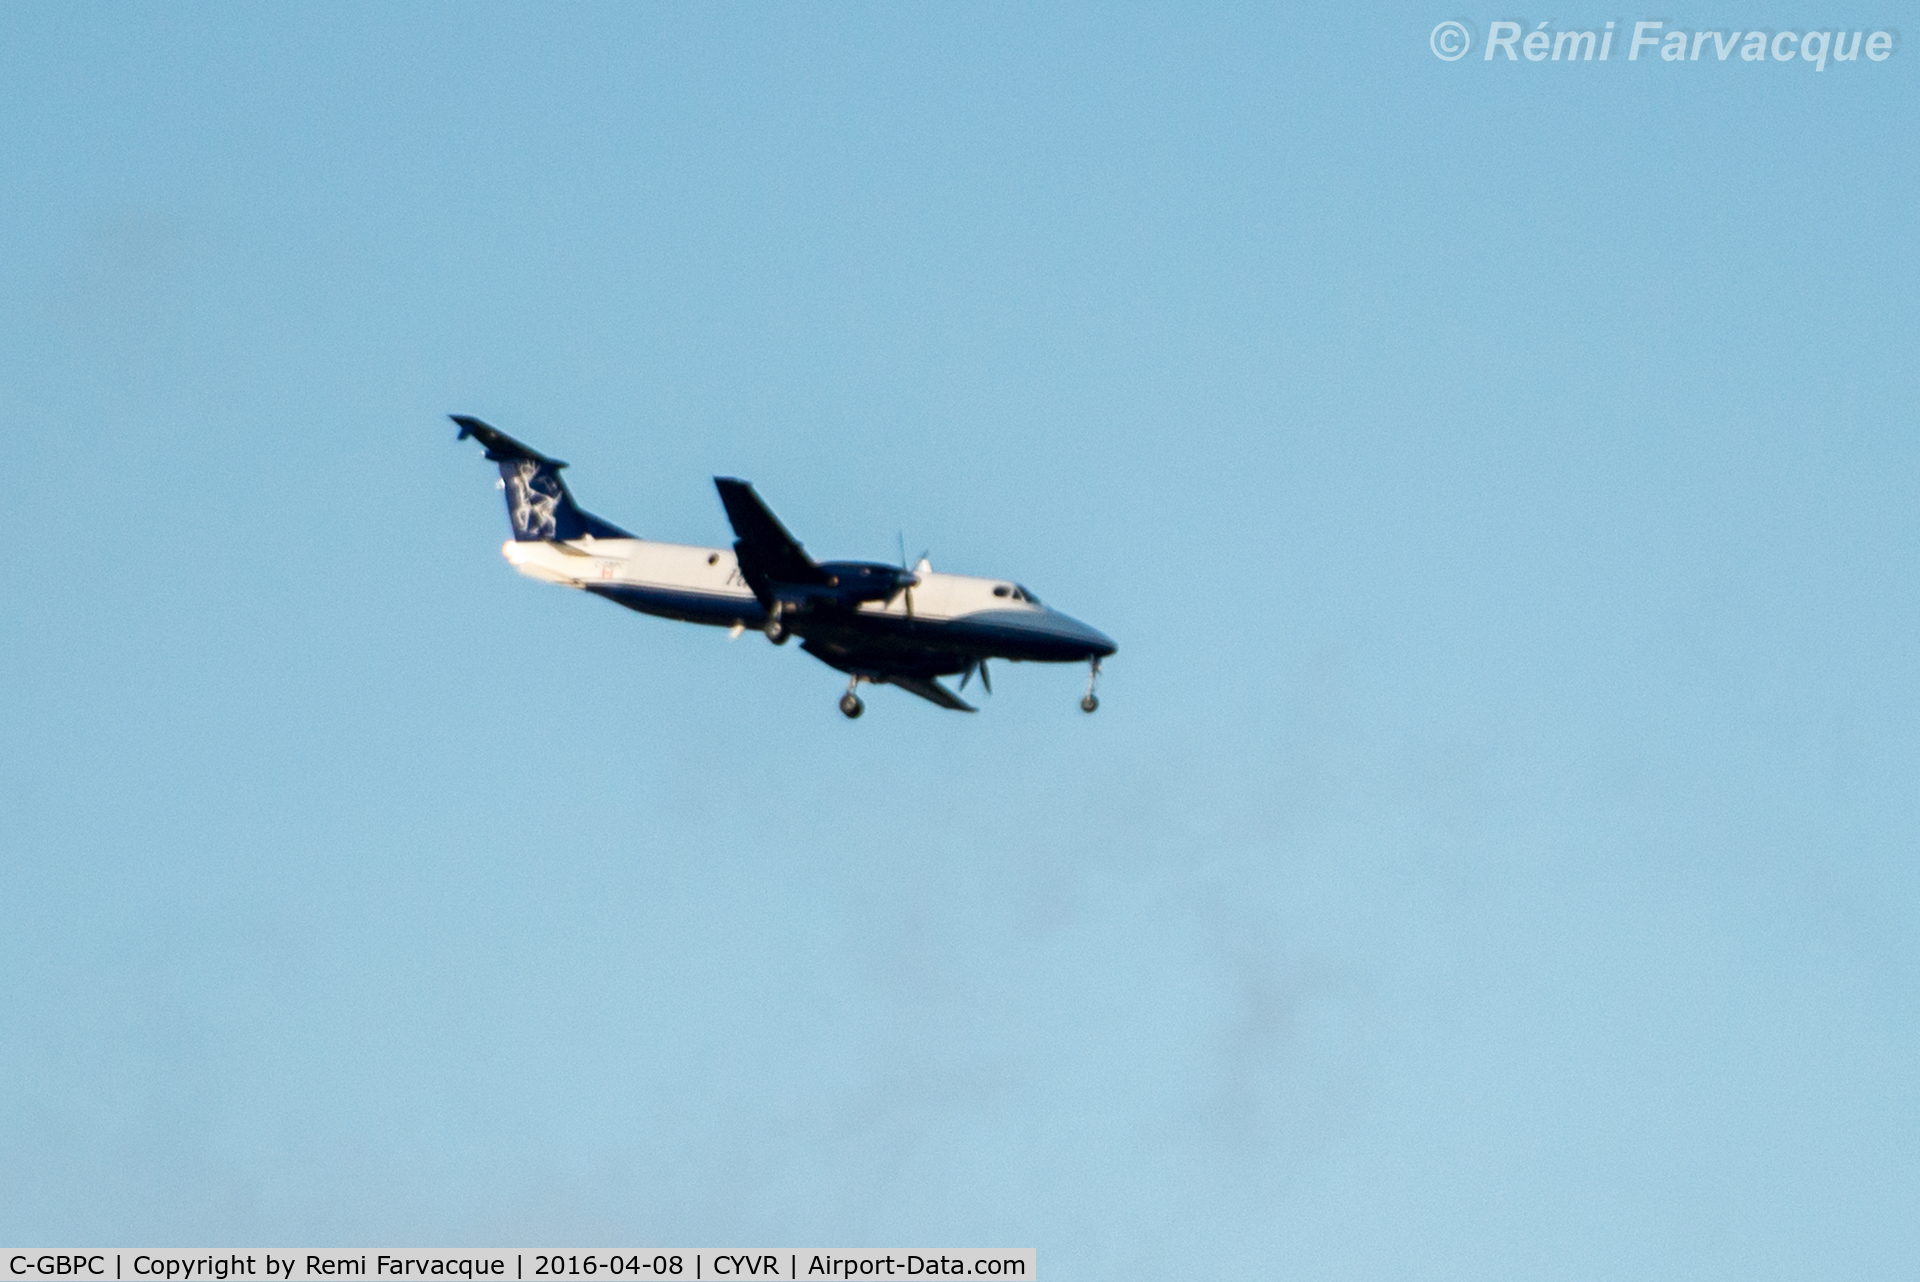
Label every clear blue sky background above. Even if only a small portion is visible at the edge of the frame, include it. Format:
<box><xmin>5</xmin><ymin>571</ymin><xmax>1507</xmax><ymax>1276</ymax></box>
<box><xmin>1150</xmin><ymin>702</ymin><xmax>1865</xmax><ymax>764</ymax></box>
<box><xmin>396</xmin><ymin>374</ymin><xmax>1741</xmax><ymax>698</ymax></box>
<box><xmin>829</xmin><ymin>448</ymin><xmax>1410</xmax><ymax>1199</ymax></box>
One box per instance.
<box><xmin>3</xmin><ymin>3</ymin><xmax>1915</xmax><ymax>1274</ymax></box>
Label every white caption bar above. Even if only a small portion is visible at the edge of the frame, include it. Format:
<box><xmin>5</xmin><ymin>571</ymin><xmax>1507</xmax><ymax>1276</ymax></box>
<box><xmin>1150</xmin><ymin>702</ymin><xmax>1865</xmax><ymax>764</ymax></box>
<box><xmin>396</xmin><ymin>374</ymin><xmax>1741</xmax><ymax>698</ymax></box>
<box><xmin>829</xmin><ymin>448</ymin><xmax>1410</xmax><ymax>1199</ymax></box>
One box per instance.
<box><xmin>2</xmin><ymin>1253</ymin><xmax>1034</xmax><ymax>1282</ymax></box>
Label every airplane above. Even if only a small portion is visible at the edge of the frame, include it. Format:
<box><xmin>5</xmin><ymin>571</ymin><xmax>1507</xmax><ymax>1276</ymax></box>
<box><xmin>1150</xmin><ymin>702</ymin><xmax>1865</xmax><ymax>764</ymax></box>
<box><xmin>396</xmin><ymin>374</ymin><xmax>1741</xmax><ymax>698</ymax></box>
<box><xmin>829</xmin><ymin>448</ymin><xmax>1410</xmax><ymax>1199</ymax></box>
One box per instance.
<box><xmin>453</xmin><ymin>415</ymin><xmax>1116</xmax><ymax>718</ymax></box>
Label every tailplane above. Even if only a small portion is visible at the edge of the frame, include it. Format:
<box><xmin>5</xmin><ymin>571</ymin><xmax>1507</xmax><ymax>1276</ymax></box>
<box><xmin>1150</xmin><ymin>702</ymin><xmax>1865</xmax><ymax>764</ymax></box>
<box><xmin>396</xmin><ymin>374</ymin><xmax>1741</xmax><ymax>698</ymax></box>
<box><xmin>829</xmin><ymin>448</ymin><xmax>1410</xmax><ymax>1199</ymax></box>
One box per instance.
<box><xmin>453</xmin><ymin>415</ymin><xmax>632</xmax><ymax>541</ymax></box>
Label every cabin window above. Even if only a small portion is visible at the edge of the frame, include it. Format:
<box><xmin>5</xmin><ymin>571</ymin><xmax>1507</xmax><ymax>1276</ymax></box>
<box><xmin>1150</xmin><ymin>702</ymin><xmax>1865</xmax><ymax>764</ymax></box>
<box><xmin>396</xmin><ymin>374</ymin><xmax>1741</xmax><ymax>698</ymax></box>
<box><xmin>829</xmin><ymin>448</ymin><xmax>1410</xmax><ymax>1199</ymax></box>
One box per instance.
<box><xmin>707</xmin><ymin>553</ymin><xmax>719</xmax><ymax>565</ymax></box>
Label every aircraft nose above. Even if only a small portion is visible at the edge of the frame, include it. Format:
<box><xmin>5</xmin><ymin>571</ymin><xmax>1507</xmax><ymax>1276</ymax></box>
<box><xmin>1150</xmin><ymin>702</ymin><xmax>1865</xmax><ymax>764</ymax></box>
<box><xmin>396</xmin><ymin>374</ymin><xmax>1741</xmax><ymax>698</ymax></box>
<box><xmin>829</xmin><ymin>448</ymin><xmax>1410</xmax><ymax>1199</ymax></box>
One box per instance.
<box><xmin>1055</xmin><ymin>611</ymin><xmax>1117</xmax><ymax>658</ymax></box>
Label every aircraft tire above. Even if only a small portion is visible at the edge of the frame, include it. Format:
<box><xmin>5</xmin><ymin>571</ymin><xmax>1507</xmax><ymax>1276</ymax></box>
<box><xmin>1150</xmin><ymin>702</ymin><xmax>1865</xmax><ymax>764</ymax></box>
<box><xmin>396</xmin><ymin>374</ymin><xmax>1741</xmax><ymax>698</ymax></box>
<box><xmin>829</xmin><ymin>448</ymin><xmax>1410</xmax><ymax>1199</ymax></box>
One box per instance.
<box><xmin>840</xmin><ymin>693</ymin><xmax>864</xmax><ymax>719</ymax></box>
<box><xmin>765</xmin><ymin>620</ymin><xmax>790</xmax><ymax>645</ymax></box>
<box><xmin>1081</xmin><ymin>694</ymin><xmax>1099</xmax><ymax>714</ymax></box>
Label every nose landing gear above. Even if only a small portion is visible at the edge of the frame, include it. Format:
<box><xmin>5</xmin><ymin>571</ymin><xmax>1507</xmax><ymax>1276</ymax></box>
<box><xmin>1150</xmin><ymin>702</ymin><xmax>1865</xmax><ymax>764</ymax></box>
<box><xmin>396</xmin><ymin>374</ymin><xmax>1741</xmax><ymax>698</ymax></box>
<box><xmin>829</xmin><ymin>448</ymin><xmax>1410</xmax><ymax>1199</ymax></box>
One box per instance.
<box><xmin>1081</xmin><ymin>658</ymin><xmax>1102</xmax><ymax>713</ymax></box>
<box><xmin>839</xmin><ymin>676</ymin><xmax>865</xmax><ymax>719</ymax></box>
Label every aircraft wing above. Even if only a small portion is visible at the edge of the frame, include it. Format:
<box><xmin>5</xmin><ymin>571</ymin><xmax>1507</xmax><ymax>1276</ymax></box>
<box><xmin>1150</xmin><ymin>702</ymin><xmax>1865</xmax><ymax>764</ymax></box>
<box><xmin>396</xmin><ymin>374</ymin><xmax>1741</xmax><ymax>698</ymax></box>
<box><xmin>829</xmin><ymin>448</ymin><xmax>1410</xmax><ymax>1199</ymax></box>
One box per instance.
<box><xmin>714</xmin><ymin>478</ymin><xmax>832</xmax><ymax>600</ymax></box>
<box><xmin>881</xmin><ymin>675</ymin><xmax>977</xmax><ymax>713</ymax></box>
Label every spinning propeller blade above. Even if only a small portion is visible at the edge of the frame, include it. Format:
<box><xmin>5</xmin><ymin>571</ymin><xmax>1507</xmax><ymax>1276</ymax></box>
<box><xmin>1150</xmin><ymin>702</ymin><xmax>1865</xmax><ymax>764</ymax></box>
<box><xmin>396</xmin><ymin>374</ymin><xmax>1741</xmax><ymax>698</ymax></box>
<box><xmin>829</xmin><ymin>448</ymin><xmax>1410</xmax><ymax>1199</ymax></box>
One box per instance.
<box><xmin>890</xmin><ymin>532</ymin><xmax>924</xmax><ymax>617</ymax></box>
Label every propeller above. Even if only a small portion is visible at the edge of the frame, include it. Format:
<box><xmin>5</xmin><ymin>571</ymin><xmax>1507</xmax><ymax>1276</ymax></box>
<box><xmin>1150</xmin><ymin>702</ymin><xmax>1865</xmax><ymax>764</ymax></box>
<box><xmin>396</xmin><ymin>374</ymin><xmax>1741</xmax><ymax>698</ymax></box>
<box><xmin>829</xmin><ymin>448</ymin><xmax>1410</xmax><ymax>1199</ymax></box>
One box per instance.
<box><xmin>890</xmin><ymin>532</ymin><xmax>926</xmax><ymax>617</ymax></box>
<box><xmin>959</xmin><ymin>658</ymin><xmax>991</xmax><ymax>695</ymax></box>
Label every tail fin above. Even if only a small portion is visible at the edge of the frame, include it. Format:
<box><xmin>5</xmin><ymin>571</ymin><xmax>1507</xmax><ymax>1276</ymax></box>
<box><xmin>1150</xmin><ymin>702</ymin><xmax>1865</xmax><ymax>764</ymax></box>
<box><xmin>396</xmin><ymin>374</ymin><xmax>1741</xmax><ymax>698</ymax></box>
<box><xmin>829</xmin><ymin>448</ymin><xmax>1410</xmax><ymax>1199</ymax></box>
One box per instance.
<box><xmin>452</xmin><ymin>415</ymin><xmax>632</xmax><ymax>542</ymax></box>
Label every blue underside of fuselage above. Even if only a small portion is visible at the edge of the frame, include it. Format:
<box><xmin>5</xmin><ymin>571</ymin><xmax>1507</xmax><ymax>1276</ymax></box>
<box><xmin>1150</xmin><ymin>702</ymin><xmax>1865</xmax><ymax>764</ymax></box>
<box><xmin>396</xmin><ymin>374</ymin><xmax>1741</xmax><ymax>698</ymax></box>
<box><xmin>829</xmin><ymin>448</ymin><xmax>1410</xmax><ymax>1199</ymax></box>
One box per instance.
<box><xmin>587</xmin><ymin>583</ymin><xmax>764</xmax><ymax>629</ymax></box>
<box><xmin>584</xmin><ymin>583</ymin><xmax>1112</xmax><ymax>672</ymax></box>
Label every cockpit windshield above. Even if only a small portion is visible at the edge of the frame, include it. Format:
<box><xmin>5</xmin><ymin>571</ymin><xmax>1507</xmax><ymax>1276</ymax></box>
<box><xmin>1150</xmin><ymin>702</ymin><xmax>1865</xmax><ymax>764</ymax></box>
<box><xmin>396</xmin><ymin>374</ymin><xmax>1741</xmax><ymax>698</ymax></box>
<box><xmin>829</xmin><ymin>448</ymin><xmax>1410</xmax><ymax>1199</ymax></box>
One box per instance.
<box><xmin>992</xmin><ymin>583</ymin><xmax>1042</xmax><ymax>605</ymax></box>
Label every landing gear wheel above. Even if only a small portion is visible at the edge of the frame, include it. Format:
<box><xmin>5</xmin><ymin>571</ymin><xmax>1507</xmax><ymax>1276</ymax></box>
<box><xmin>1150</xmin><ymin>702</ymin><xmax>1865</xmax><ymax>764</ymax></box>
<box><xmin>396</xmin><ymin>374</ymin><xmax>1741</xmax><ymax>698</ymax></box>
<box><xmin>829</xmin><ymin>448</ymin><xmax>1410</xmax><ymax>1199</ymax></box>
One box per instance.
<box><xmin>1081</xmin><ymin>694</ymin><xmax>1099</xmax><ymax>714</ymax></box>
<box><xmin>839</xmin><ymin>692</ymin><xmax>864</xmax><ymax>719</ymax></box>
<box><xmin>764</xmin><ymin>616</ymin><xmax>789</xmax><ymax>645</ymax></box>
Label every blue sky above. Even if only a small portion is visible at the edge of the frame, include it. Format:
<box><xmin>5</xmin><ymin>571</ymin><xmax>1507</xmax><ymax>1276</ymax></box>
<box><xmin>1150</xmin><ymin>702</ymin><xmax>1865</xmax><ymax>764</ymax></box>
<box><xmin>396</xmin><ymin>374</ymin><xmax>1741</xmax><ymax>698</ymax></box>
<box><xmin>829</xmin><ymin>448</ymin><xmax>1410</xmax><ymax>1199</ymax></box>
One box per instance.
<box><xmin>2</xmin><ymin>3</ymin><xmax>1915</xmax><ymax>1275</ymax></box>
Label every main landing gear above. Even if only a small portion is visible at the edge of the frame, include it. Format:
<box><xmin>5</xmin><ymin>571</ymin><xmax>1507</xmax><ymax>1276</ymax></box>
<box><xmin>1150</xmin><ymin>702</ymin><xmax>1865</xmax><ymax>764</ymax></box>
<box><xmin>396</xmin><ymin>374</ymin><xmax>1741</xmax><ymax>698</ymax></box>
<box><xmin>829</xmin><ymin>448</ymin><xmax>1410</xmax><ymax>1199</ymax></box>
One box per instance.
<box><xmin>839</xmin><ymin>676</ymin><xmax>864</xmax><ymax>719</ymax></box>
<box><xmin>764</xmin><ymin>602</ymin><xmax>790</xmax><ymax>645</ymax></box>
<box><xmin>1081</xmin><ymin>657</ymin><xmax>1102</xmax><ymax>714</ymax></box>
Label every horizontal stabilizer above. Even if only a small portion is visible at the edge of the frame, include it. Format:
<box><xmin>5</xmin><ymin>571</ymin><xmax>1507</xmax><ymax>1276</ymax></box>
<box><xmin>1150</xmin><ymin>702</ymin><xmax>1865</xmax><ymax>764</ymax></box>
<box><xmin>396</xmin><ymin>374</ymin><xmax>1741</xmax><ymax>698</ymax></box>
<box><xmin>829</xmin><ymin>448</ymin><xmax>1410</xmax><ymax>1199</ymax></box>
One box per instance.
<box><xmin>453</xmin><ymin>415</ymin><xmax>564</xmax><ymax>466</ymax></box>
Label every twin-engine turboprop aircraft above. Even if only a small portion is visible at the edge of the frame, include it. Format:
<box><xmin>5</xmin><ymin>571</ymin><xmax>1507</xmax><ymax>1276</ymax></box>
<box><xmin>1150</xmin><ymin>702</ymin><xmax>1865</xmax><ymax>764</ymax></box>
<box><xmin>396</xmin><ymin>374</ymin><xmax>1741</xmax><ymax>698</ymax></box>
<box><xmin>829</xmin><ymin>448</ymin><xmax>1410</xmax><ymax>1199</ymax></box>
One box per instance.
<box><xmin>454</xmin><ymin>416</ymin><xmax>1115</xmax><ymax>717</ymax></box>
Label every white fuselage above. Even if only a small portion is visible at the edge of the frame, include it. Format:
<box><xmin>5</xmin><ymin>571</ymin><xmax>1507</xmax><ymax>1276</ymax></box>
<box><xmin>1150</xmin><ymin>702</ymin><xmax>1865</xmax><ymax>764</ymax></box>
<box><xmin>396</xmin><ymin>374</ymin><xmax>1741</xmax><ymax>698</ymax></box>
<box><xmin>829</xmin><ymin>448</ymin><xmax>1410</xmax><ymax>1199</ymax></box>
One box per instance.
<box><xmin>498</xmin><ymin>536</ymin><xmax>1114</xmax><ymax>666</ymax></box>
<box><xmin>504</xmin><ymin>538</ymin><xmax>1029</xmax><ymax>623</ymax></box>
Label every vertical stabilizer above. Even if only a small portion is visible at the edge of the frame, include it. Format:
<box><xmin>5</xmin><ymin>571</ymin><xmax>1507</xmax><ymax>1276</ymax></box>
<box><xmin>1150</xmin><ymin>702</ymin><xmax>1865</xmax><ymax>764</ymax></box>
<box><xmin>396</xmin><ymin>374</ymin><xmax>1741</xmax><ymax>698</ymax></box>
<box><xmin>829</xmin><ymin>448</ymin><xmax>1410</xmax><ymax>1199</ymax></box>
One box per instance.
<box><xmin>452</xmin><ymin>415</ymin><xmax>632</xmax><ymax>541</ymax></box>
